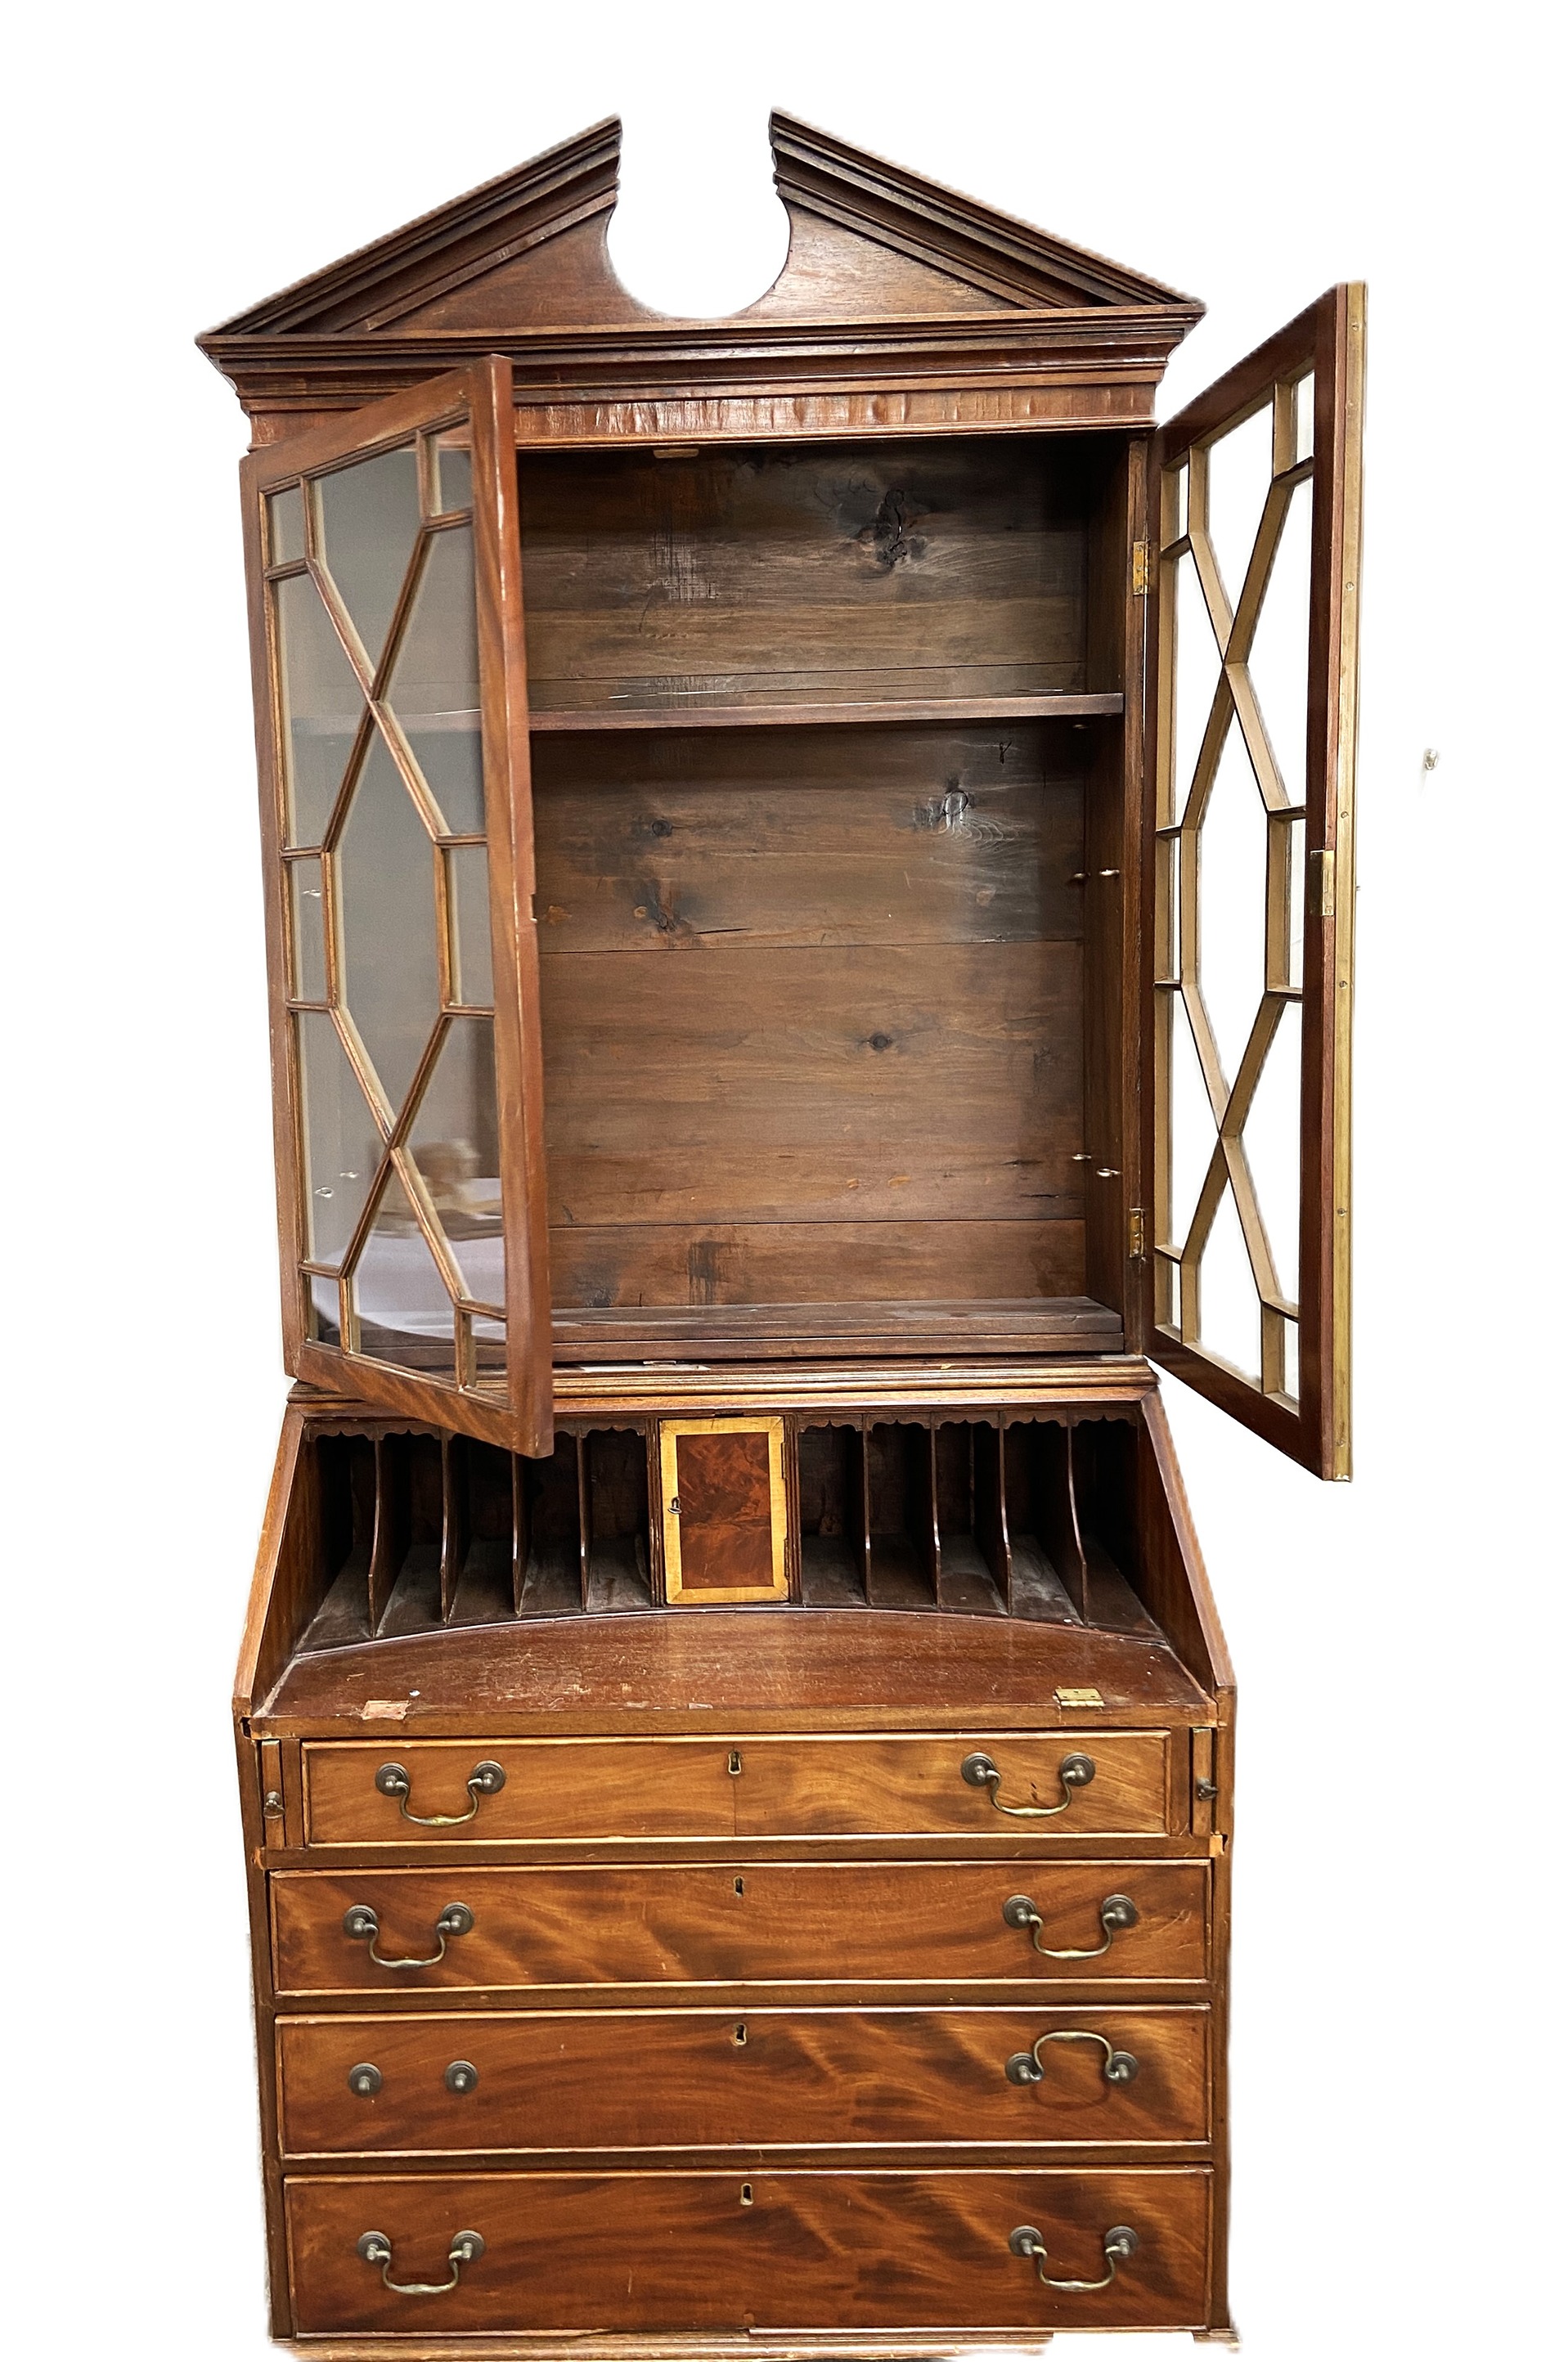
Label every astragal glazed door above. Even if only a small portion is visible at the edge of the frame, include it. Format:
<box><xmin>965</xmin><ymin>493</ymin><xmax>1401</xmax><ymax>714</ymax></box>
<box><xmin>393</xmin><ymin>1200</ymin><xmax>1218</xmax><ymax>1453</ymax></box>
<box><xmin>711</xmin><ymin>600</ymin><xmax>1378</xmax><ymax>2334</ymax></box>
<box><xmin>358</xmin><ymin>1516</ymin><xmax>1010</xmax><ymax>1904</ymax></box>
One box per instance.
<box><xmin>241</xmin><ymin>359</ymin><xmax>552</xmax><ymax>1454</ymax></box>
<box><xmin>1147</xmin><ymin>286</ymin><xmax>1364</xmax><ymax>1479</ymax></box>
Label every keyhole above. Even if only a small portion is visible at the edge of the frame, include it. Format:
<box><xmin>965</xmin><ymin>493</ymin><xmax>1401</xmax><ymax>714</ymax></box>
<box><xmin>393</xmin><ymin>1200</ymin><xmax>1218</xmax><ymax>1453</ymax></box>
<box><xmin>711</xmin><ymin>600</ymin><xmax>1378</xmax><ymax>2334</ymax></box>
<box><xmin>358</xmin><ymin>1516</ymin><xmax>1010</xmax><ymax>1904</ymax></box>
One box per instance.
<box><xmin>727</xmin><ymin>1749</ymin><xmax>743</xmax><ymax>1776</ymax></box>
<box><xmin>734</xmin><ymin>1876</ymin><xmax>744</xmax><ymax>1895</ymax></box>
<box><xmin>733</xmin><ymin>2023</ymin><xmax>748</xmax><ymax>2046</ymax></box>
<box><xmin>740</xmin><ymin>2184</ymin><xmax>754</xmax><ymax>2207</ymax></box>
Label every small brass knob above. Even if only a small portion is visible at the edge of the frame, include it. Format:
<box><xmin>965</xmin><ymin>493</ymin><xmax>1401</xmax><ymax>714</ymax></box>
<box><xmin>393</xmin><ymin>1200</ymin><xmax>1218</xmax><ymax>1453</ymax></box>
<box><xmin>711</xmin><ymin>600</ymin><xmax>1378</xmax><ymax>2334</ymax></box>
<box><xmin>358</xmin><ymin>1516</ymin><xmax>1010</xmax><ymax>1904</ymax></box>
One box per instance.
<box><xmin>444</xmin><ymin>2060</ymin><xmax>478</xmax><ymax>2095</ymax></box>
<box><xmin>348</xmin><ymin>2062</ymin><xmax>383</xmax><ymax>2098</ymax></box>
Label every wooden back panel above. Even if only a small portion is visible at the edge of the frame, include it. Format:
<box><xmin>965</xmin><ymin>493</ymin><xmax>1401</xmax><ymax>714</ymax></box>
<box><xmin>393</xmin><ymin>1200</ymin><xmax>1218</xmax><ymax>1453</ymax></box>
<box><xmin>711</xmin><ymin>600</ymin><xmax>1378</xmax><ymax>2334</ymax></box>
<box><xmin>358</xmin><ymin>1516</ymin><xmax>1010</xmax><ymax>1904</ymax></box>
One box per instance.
<box><xmin>534</xmin><ymin>721</ymin><xmax>1091</xmax><ymax>1313</ymax></box>
<box><xmin>517</xmin><ymin>438</ymin><xmax>1114</xmax><ymax>712</ymax></box>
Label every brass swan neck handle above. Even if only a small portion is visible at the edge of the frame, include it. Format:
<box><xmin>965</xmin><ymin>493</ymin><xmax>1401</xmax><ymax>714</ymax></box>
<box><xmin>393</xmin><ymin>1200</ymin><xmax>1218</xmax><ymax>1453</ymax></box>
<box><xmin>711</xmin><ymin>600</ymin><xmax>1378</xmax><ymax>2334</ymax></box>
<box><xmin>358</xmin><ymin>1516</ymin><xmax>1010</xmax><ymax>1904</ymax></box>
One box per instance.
<box><xmin>1005</xmin><ymin>2027</ymin><xmax>1139</xmax><ymax>2086</ymax></box>
<box><xmin>357</xmin><ymin>2230</ymin><xmax>484</xmax><ymax>2296</ymax></box>
<box><xmin>342</xmin><ymin>1901</ymin><xmax>474</xmax><ymax>1969</ymax></box>
<box><xmin>1002</xmin><ymin>1890</ymin><xmax>1139</xmax><ymax>1959</ymax></box>
<box><xmin>962</xmin><ymin>1750</ymin><xmax>1095</xmax><ymax>1817</ymax></box>
<box><xmin>375</xmin><ymin>1759</ymin><xmax>505</xmax><ymax>1827</ymax></box>
<box><xmin>1009</xmin><ymin>2223</ymin><xmax>1139</xmax><ymax>2293</ymax></box>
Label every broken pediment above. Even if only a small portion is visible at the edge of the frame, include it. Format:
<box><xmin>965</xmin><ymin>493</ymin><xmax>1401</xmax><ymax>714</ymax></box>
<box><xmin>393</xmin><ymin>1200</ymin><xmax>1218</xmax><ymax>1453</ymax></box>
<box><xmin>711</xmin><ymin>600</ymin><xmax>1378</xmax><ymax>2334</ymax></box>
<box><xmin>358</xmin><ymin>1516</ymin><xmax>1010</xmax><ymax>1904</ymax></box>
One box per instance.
<box><xmin>201</xmin><ymin>110</ymin><xmax>1197</xmax><ymax>345</ymax></box>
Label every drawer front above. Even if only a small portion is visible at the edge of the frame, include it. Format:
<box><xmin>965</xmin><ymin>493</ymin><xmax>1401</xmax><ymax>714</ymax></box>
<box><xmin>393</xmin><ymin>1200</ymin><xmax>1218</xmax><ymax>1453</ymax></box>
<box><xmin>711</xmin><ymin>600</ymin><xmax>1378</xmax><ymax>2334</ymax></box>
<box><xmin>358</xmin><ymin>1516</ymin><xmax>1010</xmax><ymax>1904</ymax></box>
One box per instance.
<box><xmin>302</xmin><ymin>1731</ymin><xmax>1173</xmax><ymax>1846</ymax></box>
<box><xmin>279</xmin><ymin>2004</ymin><xmax>1211</xmax><ymax>2156</ymax></box>
<box><xmin>272</xmin><ymin>1861</ymin><xmax>1208</xmax><ymax>1996</ymax></box>
<box><xmin>303</xmin><ymin>1739</ymin><xmax>739</xmax><ymax>1846</ymax></box>
<box><xmin>736</xmin><ymin>1734</ymin><xmax>1171</xmax><ymax>1838</ymax></box>
<box><xmin>286</xmin><ymin>2167</ymin><xmax>1211</xmax><ymax>2333</ymax></box>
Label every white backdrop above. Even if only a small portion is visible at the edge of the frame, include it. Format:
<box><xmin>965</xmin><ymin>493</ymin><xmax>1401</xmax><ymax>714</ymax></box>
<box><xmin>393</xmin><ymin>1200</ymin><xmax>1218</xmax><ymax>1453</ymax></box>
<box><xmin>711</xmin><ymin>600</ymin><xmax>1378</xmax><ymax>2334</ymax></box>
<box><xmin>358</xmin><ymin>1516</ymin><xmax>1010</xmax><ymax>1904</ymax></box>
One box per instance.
<box><xmin>2</xmin><ymin>5</ymin><xmax>1561</xmax><ymax>2356</ymax></box>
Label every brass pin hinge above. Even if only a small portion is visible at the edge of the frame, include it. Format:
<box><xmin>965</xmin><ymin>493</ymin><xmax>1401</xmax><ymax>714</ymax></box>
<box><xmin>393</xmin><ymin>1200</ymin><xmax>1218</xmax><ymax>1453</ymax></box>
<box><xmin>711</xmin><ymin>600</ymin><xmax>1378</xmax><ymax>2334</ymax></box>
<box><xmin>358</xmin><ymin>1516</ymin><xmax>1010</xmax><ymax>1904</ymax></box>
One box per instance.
<box><xmin>1128</xmin><ymin>1207</ymin><xmax>1147</xmax><ymax>1259</ymax></box>
<box><xmin>1131</xmin><ymin>540</ymin><xmax>1150</xmax><ymax>596</ymax></box>
<box><xmin>1307</xmin><ymin>847</ymin><xmax>1336</xmax><ymax>918</ymax></box>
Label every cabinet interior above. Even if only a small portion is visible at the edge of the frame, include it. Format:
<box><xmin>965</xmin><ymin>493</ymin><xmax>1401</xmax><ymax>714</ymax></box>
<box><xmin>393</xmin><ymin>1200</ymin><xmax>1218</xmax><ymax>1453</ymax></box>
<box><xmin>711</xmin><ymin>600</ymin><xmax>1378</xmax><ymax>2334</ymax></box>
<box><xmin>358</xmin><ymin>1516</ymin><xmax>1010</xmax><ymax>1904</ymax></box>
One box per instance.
<box><xmin>519</xmin><ymin>433</ymin><xmax>1134</xmax><ymax>1361</ymax></box>
<box><xmin>295</xmin><ymin>1410</ymin><xmax>1157</xmax><ymax>1654</ymax></box>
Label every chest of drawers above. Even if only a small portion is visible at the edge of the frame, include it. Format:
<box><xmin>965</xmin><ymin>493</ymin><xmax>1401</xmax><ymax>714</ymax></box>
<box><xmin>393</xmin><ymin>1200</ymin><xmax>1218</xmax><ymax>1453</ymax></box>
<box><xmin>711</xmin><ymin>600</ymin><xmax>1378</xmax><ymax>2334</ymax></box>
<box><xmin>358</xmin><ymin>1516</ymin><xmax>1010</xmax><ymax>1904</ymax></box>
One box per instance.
<box><xmin>237</xmin><ymin>1381</ymin><xmax>1235</xmax><ymax>2351</ymax></box>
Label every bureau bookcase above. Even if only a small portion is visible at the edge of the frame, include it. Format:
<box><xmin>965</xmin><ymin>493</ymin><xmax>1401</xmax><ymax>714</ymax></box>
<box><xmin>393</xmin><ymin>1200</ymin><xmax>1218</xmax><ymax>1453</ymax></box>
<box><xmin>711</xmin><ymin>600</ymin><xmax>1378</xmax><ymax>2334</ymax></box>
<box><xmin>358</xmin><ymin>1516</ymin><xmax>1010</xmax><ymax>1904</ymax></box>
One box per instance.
<box><xmin>204</xmin><ymin>111</ymin><xmax>1363</xmax><ymax>2351</ymax></box>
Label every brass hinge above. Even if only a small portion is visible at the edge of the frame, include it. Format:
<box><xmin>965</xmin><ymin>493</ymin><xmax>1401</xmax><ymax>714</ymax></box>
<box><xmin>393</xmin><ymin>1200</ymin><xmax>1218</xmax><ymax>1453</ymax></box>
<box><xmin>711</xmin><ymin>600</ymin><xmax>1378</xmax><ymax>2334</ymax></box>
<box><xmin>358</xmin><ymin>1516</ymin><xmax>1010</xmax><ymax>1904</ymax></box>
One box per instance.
<box><xmin>1131</xmin><ymin>539</ymin><xmax>1150</xmax><ymax>596</ymax></box>
<box><xmin>1128</xmin><ymin>1206</ymin><xmax>1147</xmax><ymax>1259</ymax></box>
<box><xmin>1307</xmin><ymin>847</ymin><xmax>1336</xmax><ymax>918</ymax></box>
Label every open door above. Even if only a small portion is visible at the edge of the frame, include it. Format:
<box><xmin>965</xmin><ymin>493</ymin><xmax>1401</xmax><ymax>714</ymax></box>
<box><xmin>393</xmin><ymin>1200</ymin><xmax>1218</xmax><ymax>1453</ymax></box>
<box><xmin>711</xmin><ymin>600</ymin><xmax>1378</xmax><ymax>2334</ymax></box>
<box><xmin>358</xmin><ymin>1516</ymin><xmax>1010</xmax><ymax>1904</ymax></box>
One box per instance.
<box><xmin>241</xmin><ymin>359</ymin><xmax>552</xmax><ymax>1456</ymax></box>
<box><xmin>1146</xmin><ymin>286</ymin><xmax>1364</xmax><ymax>1478</ymax></box>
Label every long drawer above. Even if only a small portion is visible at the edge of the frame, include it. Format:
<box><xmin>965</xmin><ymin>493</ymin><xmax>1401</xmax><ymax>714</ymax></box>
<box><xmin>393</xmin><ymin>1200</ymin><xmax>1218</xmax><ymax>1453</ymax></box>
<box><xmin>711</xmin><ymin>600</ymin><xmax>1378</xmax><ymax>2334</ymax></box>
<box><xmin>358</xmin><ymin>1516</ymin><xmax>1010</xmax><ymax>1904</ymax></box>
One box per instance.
<box><xmin>271</xmin><ymin>1861</ymin><xmax>1208</xmax><ymax>1996</ymax></box>
<box><xmin>285</xmin><ymin>2167</ymin><xmax>1211</xmax><ymax>2333</ymax></box>
<box><xmin>278</xmin><ymin>2003</ymin><xmax>1211</xmax><ymax>2155</ymax></box>
<box><xmin>301</xmin><ymin>1731</ymin><xmax>1175</xmax><ymax>1845</ymax></box>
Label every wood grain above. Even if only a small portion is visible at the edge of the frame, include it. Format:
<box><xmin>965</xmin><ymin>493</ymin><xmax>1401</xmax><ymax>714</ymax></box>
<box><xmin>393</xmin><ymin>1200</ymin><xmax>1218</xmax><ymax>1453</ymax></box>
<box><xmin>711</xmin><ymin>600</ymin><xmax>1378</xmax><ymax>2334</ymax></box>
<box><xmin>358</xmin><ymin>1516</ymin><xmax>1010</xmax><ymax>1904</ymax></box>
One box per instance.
<box><xmin>551</xmin><ymin>1299</ymin><xmax>1123</xmax><ymax>1359</ymax></box>
<box><xmin>284</xmin><ymin>2166</ymin><xmax>1211</xmax><ymax>2333</ymax></box>
<box><xmin>262</xmin><ymin>1596</ymin><xmax>1212</xmax><ymax>1737</ymax></box>
<box><xmin>299</xmin><ymin>1731</ymin><xmax>1171</xmax><ymax>1847</ymax></box>
<box><xmin>517</xmin><ymin>439</ymin><xmax>1101</xmax><ymax>710</ymax></box>
<box><xmin>531</xmin><ymin>725</ymin><xmax>1088</xmax><ymax>952</ymax></box>
<box><xmin>270</xmin><ymin>1859</ymin><xmax>1209</xmax><ymax>1995</ymax></box>
<box><xmin>547</xmin><ymin>1224</ymin><xmax>1088</xmax><ymax>1314</ymax></box>
<box><xmin>277</xmin><ymin>2002</ymin><xmax>1211</xmax><ymax>2156</ymax></box>
<box><xmin>541</xmin><ymin>937</ymin><xmax>1083</xmax><ymax>1219</ymax></box>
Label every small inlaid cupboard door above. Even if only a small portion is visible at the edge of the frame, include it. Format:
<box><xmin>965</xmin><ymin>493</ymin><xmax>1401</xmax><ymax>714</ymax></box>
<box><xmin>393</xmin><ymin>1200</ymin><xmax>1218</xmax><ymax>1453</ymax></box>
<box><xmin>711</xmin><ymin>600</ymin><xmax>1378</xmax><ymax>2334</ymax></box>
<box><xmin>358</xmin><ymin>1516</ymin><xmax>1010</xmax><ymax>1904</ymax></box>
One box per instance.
<box><xmin>1148</xmin><ymin>285</ymin><xmax>1364</xmax><ymax>1480</ymax></box>
<box><xmin>241</xmin><ymin>360</ymin><xmax>552</xmax><ymax>1455</ymax></box>
<box><xmin>659</xmin><ymin>1418</ymin><xmax>788</xmax><ymax>1603</ymax></box>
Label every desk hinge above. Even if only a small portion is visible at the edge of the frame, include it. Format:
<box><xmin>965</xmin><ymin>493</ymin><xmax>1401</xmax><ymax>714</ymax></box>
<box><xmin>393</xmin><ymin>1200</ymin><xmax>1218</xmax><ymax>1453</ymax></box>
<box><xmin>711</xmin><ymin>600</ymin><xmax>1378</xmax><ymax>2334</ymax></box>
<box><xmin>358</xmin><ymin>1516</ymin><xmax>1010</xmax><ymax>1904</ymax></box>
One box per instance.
<box><xmin>1307</xmin><ymin>846</ymin><xmax>1336</xmax><ymax>918</ymax></box>
<box><xmin>1128</xmin><ymin>1206</ymin><xmax>1147</xmax><ymax>1259</ymax></box>
<box><xmin>1131</xmin><ymin>539</ymin><xmax>1150</xmax><ymax>596</ymax></box>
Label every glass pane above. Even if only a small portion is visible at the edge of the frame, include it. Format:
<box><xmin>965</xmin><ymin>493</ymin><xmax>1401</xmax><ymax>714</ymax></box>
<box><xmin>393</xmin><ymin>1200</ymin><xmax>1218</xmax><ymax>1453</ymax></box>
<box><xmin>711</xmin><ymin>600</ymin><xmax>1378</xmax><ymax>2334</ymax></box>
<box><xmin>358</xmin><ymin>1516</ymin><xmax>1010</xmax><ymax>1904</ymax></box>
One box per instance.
<box><xmin>1170</xmin><ymin>550</ymin><xmax>1220</xmax><ymax>824</ymax></box>
<box><xmin>1203</xmin><ymin>402</ymin><xmax>1274</xmax><ymax>613</ymax></box>
<box><xmin>1247</xmin><ymin>478</ymin><xmax>1313</xmax><ymax>811</ymax></box>
<box><xmin>1287</xmin><ymin>815</ymin><xmax>1305</xmax><ymax>993</ymax></box>
<box><xmin>336</xmin><ymin>728</ymin><xmax>443</xmax><ymax>1117</ymax></box>
<box><xmin>294</xmin><ymin>1012</ymin><xmax>380</xmax><ymax>1266</ymax></box>
<box><xmin>404</xmin><ymin>721</ymin><xmax>485</xmax><ymax>838</ymax></box>
<box><xmin>408</xmin><ymin>1017</ymin><xmax>505</xmax><ymax>1306</ymax></box>
<box><xmin>1281</xmin><ymin>1315</ymin><xmax>1301</xmax><ymax>1402</ymax></box>
<box><xmin>1243</xmin><ymin>999</ymin><xmax>1302</xmax><ymax>1305</ymax></box>
<box><xmin>316</xmin><ymin>444</ymin><xmax>422</xmax><ymax>672</ymax></box>
<box><xmin>275</xmin><ymin>573</ymin><xmax>364</xmax><ymax>847</ymax></box>
<box><xmin>448</xmin><ymin>843</ymin><xmax>493</xmax><ymax>1007</ymax></box>
<box><xmin>308</xmin><ymin>1273</ymin><xmax>342</xmax><ymax>1344</ymax></box>
<box><xmin>1154</xmin><ymin>836</ymin><xmax>1179</xmax><ymax>985</ymax></box>
<box><xmin>288</xmin><ymin>858</ymin><xmax>327</xmax><ymax>1000</ymax></box>
<box><xmin>1293</xmin><ymin>371</ymin><xmax>1315</xmax><ymax>463</ymax></box>
<box><xmin>267</xmin><ymin>483</ymin><xmax>305</xmax><ymax>566</ymax></box>
<box><xmin>1196</xmin><ymin>724</ymin><xmax>1268</xmax><ymax>1084</ymax></box>
<box><xmin>1197</xmin><ymin>1181</ymin><xmax>1261</xmax><ymax>1385</ymax></box>
<box><xmin>348</xmin><ymin>1164</ymin><xmax>457</xmax><ymax>1375</ymax></box>
<box><xmin>1171</xmin><ymin>460</ymin><xmax>1188</xmax><ymax>540</ymax></box>
<box><xmin>1166</xmin><ymin>996</ymin><xmax>1213</xmax><ymax>1253</ymax></box>
<box><xmin>434</xmin><ymin>438</ymin><xmax>473</xmax><ymax>512</ymax></box>
<box><xmin>389</xmin><ymin>526</ymin><xmax>484</xmax><ymax>834</ymax></box>
<box><xmin>473</xmin><ymin>1311</ymin><xmax>505</xmax><ymax>1374</ymax></box>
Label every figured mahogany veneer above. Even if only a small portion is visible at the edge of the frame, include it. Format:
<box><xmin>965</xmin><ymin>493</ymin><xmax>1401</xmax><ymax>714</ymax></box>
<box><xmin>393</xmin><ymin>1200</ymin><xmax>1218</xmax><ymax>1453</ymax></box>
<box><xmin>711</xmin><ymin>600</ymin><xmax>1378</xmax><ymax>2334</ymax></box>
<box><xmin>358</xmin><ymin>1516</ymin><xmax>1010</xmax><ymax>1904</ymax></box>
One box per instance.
<box><xmin>284</xmin><ymin>2168</ymin><xmax>1213</xmax><ymax>2336</ymax></box>
<box><xmin>276</xmin><ymin>2004</ymin><xmax>1212</xmax><ymax>2157</ymax></box>
<box><xmin>301</xmin><ymin>1731</ymin><xmax>1175</xmax><ymax>1846</ymax></box>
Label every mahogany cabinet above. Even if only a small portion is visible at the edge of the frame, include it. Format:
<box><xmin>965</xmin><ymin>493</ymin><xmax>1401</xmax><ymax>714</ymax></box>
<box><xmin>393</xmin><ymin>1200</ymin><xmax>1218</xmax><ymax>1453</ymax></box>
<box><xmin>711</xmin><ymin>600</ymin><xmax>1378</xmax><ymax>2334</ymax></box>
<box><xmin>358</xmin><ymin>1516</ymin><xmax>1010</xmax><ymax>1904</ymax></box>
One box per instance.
<box><xmin>206</xmin><ymin>110</ymin><xmax>1364</xmax><ymax>2352</ymax></box>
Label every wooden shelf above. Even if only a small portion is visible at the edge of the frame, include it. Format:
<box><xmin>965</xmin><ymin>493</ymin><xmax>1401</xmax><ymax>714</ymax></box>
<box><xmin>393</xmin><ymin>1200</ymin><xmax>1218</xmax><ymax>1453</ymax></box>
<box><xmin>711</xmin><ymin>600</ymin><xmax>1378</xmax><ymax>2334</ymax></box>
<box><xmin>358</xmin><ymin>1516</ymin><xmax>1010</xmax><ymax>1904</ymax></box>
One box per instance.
<box><xmin>528</xmin><ymin>691</ymin><xmax>1125</xmax><ymax>734</ymax></box>
<box><xmin>552</xmin><ymin>1296</ymin><xmax>1125</xmax><ymax>1363</ymax></box>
